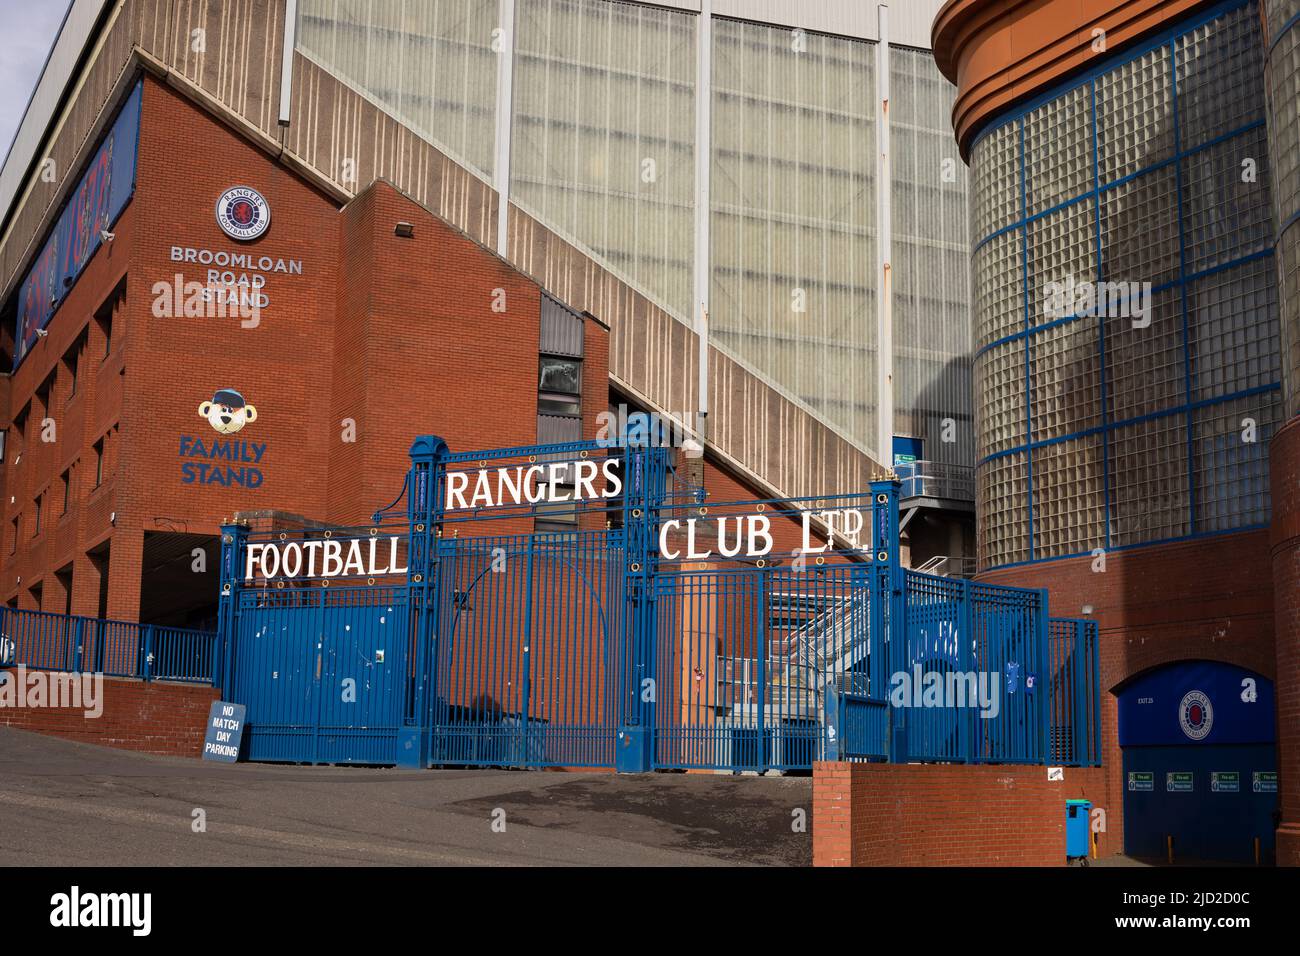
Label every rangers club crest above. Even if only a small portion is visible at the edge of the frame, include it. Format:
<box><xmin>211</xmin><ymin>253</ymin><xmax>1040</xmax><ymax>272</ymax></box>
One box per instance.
<box><xmin>1178</xmin><ymin>689</ymin><xmax>1214</xmax><ymax>741</ymax></box>
<box><xmin>215</xmin><ymin>186</ymin><xmax>270</xmax><ymax>241</ymax></box>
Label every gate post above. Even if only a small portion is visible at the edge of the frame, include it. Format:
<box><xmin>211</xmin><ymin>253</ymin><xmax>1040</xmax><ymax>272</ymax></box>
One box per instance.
<box><xmin>1073</xmin><ymin>619</ymin><xmax>1087</xmax><ymax>766</ymax></box>
<box><xmin>616</xmin><ymin>442</ymin><xmax>668</xmax><ymax>772</ymax></box>
<box><xmin>1037</xmin><ymin>588</ymin><xmax>1051</xmax><ymax>764</ymax></box>
<box><xmin>398</xmin><ymin>435</ymin><xmax>448</xmax><ymax>768</ymax></box>
<box><xmin>72</xmin><ymin>617</ymin><xmax>84</xmax><ymax>673</ymax></box>
<box><xmin>869</xmin><ymin>477</ymin><xmax>906</xmax><ymax>762</ymax></box>
<box><xmin>142</xmin><ymin>625</ymin><xmax>155</xmax><ymax>682</ymax></box>
<box><xmin>218</xmin><ymin>522</ymin><xmax>246</xmax><ymax>696</ymax></box>
<box><xmin>960</xmin><ymin>577</ymin><xmax>974</xmax><ymax>762</ymax></box>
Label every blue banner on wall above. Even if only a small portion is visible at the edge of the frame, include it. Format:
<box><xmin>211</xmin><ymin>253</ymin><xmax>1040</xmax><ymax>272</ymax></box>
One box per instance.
<box><xmin>14</xmin><ymin>79</ymin><xmax>142</xmax><ymax>369</ymax></box>
<box><xmin>1118</xmin><ymin>660</ymin><xmax>1275</xmax><ymax>747</ymax></box>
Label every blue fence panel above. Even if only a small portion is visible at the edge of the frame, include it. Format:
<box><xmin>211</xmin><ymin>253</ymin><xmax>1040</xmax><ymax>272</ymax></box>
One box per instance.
<box><xmin>0</xmin><ymin>608</ymin><xmax>76</xmax><ymax>672</ymax></box>
<box><xmin>894</xmin><ymin>573</ymin><xmax>1099</xmax><ymax>766</ymax></box>
<box><xmin>835</xmin><ymin>692</ymin><xmax>890</xmax><ymax>760</ymax></box>
<box><xmin>151</xmin><ymin>626</ymin><xmax>219</xmax><ymax>683</ymax></box>
<box><xmin>230</xmin><ymin>587</ymin><xmax>323</xmax><ymax>761</ymax></box>
<box><xmin>315</xmin><ymin>586</ymin><xmax>409</xmax><ymax>764</ymax></box>
<box><xmin>651</xmin><ymin>564</ymin><xmax>867</xmax><ymax>771</ymax></box>
<box><xmin>970</xmin><ymin>581</ymin><xmax>1046</xmax><ymax>763</ymax></box>
<box><xmin>1048</xmin><ymin>617</ymin><xmax>1102</xmax><ymax>766</ymax></box>
<box><xmin>428</xmin><ymin>530</ymin><xmax>621</xmax><ymax>768</ymax></box>
<box><xmin>0</xmin><ymin>606</ymin><xmax>217</xmax><ymax>685</ymax></box>
<box><xmin>902</xmin><ymin>571</ymin><xmax>968</xmax><ymax>762</ymax></box>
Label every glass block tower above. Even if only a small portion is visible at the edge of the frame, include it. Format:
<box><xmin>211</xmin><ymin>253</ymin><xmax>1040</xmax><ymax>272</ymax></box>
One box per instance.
<box><xmin>965</xmin><ymin>2</ymin><xmax>1278</xmax><ymax>568</ymax></box>
<box><xmin>935</xmin><ymin>0</ymin><xmax>1300</xmax><ymax>865</ymax></box>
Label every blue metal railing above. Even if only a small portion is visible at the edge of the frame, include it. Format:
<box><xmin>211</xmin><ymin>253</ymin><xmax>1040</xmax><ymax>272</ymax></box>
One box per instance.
<box><xmin>0</xmin><ymin>606</ymin><xmax>219</xmax><ymax>686</ymax></box>
<box><xmin>836</xmin><ymin>571</ymin><xmax>1100</xmax><ymax>767</ymax></box>
<box><xmin>895</xmin><ymin>460</ymin><xmax>975</xmax><ymax>502</ymax></box>
<box><xmin>1048</xmin><ymin>617</ymin><xmax>1102</xmax><ymax>766</ymax></box>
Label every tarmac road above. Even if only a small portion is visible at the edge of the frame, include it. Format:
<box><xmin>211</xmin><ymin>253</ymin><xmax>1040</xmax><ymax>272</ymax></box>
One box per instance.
<box><xmin>0</xmin><ymin>728</ymin><xmax>812</xmax><ymax>866</ymax></box>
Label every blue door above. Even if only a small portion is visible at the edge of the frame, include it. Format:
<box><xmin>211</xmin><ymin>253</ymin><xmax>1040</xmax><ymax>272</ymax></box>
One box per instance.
<box><xmin>1120</xmin><ymin>661</ymin><xmax>1278</xmax><ymax>864</ymax></box>
<box><xmin>230</xmin><ymin>586</ymin><xmax>408</xmax><ymax>763</ymax></box>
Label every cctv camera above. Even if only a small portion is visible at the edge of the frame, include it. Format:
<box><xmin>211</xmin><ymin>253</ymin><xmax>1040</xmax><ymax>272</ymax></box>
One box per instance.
<box><xmin>100</xmin><ymin>229</ymin><xmax>114</xmax><ymax>242</ymax></box>
<box><xmin>34</xmin><ymin>328</ymin><xmax>49</xmax><ymax>338</ymax></box>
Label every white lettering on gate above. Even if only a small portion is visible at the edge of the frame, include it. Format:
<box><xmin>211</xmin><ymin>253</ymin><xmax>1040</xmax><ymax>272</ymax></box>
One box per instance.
<box><xmin>800</xmin><ymin>508</ymin><xmax>864</xmax><ymax>552</ymax></box>
<box><xmin>242</xmin><ymin>507</ymin><xmax>864</xmax><ymax>579</ymax></box>
<box><xmin>659</xmin><ymin>508</ymin><xmax>863</xmax><ymax>562</ymax></box>
<box><xmin>445</xmin><ymin>459</ymin><xmax>623</xmax><ymax>510</ymax></box>
<box><xmin>658</xmin><ymin>515</ymin><xmax>774</xmax><ymax>561</ymax></box>
<box><xmin>243</xmin><ymin>535</ymin><xmax>409</xmax><ymax>581</ymax></box>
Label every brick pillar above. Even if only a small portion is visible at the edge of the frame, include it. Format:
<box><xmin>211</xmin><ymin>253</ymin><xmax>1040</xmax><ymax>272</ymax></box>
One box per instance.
<box><xmin>812</xmin><ymin>761</ymin><xmax>853</xmax><ymax>866</ymax></box>
<box><xmin>70</xmin><ymin>551</ymin><xmax>102</xmax><ymax>617</ymax></box>
<box><xmin>42</xmin><ymin>571</ymin><xmax>69</xmax><ymax>615</ymax></box>
<box><xmin>1270</xmin><ymin>416</ymin><xmax>1300</xmax><ymax>866</ymax></box>
<box><xmin>105</xmin><ymin>526</ymin><xmax>143</xmax><ymax>621</ymax></box>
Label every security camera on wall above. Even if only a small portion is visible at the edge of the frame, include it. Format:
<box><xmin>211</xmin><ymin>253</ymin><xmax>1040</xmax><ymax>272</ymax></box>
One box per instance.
<box><xmin>100</xmin><ymin>229</ymin><xmax>114</xmax><ymax>243</ymax></box>
<box><xmin>34</xmin><ymin>328</ymin><xmax>48</xmax><ymax>338</ymax></box>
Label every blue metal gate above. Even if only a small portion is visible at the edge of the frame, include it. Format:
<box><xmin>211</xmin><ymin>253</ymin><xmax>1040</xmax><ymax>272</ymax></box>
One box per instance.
<box><xmin>226</xmin><ymin>577</ymin><xmax>411</xmax><ymax>764</ymax></box>
<box><xmin>427</xmin><ymin>530</ymin><xmax>622</xmax><ymax>767</ymax></box>
<box><xmin>217</xmin><ymin>434</ymin><xmax>1099</xmax><ymax>771</ymax></box>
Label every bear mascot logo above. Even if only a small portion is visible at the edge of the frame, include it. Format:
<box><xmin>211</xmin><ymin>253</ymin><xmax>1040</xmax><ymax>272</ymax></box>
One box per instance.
<box><xmin>199</xmin><ymin>388</ymin><xmax>258</xmax><ymax>435</ymax></box>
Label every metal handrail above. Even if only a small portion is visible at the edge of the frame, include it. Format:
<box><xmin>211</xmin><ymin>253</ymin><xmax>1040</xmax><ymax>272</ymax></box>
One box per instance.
<box><xmin>896</xmin><ymin>460</ymin><xmax>975</xmax><ymax>501</ymax></box>
<box><xmin>913</xmin><ymin>554</ymin><xmax>978</xmax><ymax>578</ymax></box>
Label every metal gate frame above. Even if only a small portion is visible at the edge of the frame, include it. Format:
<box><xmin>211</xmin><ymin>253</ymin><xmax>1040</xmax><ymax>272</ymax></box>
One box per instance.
<box><xmin>217</xmin><ymin>434</ymin><xmax>1100</xmax><ymax>771</ymax></box>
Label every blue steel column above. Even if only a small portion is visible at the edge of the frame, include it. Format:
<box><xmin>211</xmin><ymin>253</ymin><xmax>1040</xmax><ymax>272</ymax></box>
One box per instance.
<box><xmin>217</xmin><ymin>523</ymin><xmax>245</xmax><ymax>697</ymax></box>
<box><xmin>71</xmin><ymin>617</ymin><xmax>84</xmax><ymax>673</ymax></box>
<box><xmin>398</xmin><ymin>435</ymin><xmax>448</xmax><ymax>768</ymax></box>
<box><xmin>616</xmin><ymin>442</ymin><xmax>667</xmax><ymax>772</ymax></box>
<box><xmin>869</xmin><ymin>477</ymin><xmax>904</xmax><ymax>762</ymax></box>
<box><xmin>1037</xmin><ymin>588</ymin><xmax>1051</xmax><ymax>764</ymax></box>
<box><xmin>1090</xmin><ymin>621</ymin><xmax>1101</xmax><ymax>766</ymax></box>
<box><xmin>519</xmin><ymin>532</ymin><xmax>536</xmax><ymax>763</ymax></box>
<box><xmin>960</xmin><ymin>576</ymin><xmax>974</xmax><ymax>762</ymax></box>
<box><xmin>1073</xmin><ymin>619</ymin><xmax>1087</xmax><ymax>767</ymax></box>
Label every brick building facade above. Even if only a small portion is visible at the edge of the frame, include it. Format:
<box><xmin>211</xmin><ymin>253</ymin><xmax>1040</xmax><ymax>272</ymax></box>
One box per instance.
<box><xmin>0</xmin><ymin>75</ymin><xmax>772</xmax><ymax>631</ymax></box>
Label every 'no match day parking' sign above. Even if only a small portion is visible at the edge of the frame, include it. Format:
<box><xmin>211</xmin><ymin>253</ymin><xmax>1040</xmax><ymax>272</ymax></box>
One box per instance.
<box><xmin>203</xmin><ymin>701</ymin><xmax>246</xmax><ymax>762</ymax></box>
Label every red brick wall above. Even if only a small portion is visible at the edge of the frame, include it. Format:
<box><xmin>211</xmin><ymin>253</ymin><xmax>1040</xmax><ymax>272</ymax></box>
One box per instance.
<box><xmin>1270</xmin><ymin>415</ymin><xmax>1300</xmax><ymax>866</ymax></box>
<box><xmin>1</xmin><ymin>76</ymin><xmax>584</xmax><ymax>616</ymax></box>
<box><xmin>978</xmin><ymin>532</ymin><xmax>1275</xmax><ymax>686</ymax></box>
<box><xmin>0</xmin><ymin>675</ymin><xmax>219</xmax><ymax>757</ymax></box>
<box><xmin>814</xmin><ymin>761</ymin><xmax>1115</xmax><ymax>866</ymax></box>
<box><xmin>975</xmin><ymin>529</ymin><xmax>1276</xmax><ymax>859</ymax></box>
<box><xmin>324</xmin><ymin>181</ymin><xmax>544</xmax><ymax>525</ymax></box>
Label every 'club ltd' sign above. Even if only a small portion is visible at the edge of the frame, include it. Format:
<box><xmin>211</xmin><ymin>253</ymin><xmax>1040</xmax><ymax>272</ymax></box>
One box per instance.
<box><xmin>241</xmin><ymin>457</ymin><xmax>867</xmax><ymax>580</ymax></box>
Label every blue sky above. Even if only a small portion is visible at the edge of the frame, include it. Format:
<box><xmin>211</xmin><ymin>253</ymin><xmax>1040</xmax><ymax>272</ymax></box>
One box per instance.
<box><xmin>0</xmin><ymin>0</ymin><xmax>73</xmax><ymax>165</ymax></box>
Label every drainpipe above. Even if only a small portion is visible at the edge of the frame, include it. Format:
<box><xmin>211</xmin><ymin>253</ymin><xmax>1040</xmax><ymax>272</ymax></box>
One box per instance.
<box><xmin>875</xmin><ymin>3</ymin><xmax>893</xmax><ymax>472</ymax></box>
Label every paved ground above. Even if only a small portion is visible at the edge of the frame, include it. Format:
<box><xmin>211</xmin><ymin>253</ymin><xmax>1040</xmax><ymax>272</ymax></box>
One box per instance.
<box><xmin>0</xmin><ymin>728</ymin><xmax>812</xmax><ymax>866</ymax></box>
